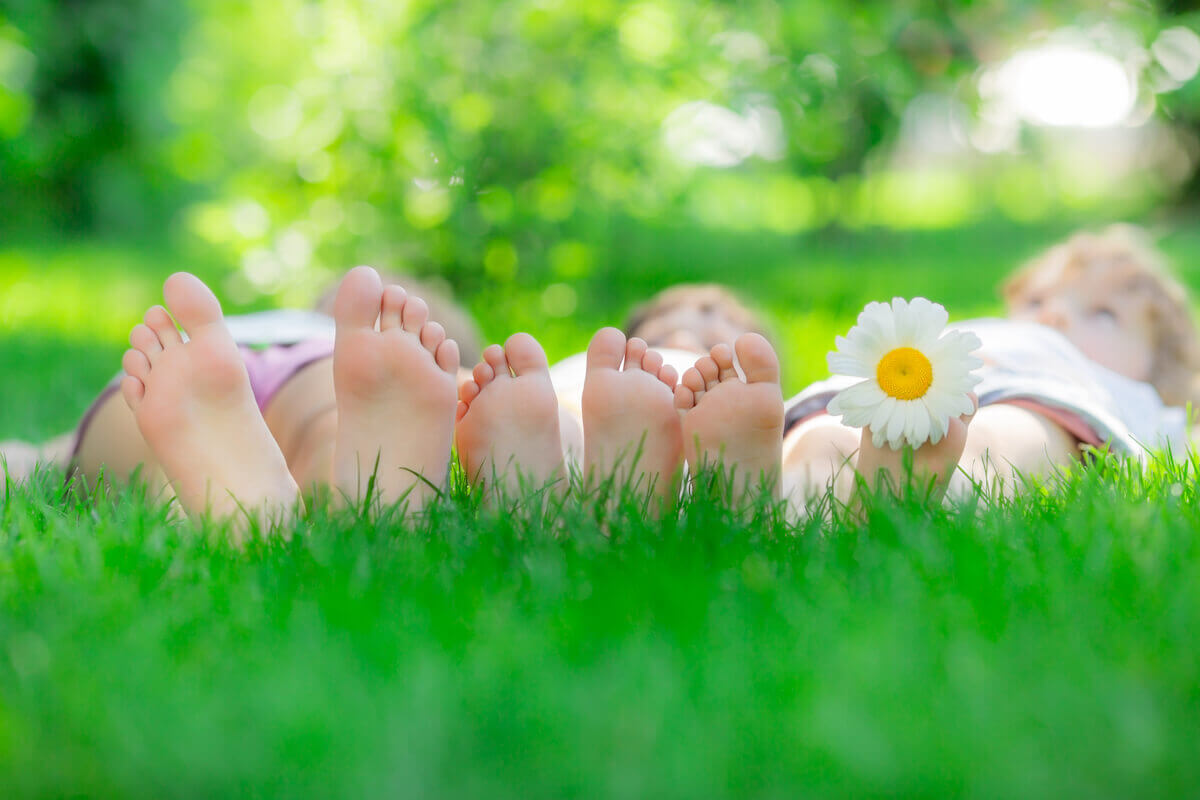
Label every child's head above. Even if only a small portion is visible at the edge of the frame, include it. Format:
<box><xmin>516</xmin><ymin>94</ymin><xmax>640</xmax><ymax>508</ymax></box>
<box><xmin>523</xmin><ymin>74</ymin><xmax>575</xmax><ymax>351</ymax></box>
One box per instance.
<box><xmin>1003</xmin><ymin>225</ymin><xmax>1200</xmax><ymax>406</ymax></box>
<box><xmin>623</xmin><ymin>284</ymin><xmax>774</xmax><ymax>354</ymax></box>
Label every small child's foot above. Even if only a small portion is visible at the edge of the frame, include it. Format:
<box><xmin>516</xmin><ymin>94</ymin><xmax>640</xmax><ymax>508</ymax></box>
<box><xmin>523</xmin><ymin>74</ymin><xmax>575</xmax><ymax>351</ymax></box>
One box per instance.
<box><xmin>581</xmin><ymin>327</ymin><xmax>682</xmax><ymax>498</ymax></box>
<box><xmin>675</xmin><ymin>333</ymin><xmax>784</xmax><ymax>501</ymax></box>
<box><xmin>332</xmin><ymin>266</ymin><xmax>460</xmax><ymax>509</ymax></box>
<box><xmin>854</xmin><ymin>395</ymin><xmax>976</xmax><ymax>503</ymax></box>
<box><xmin>455</xmin><ymin>333</ymin><xmax>564</xmax><ymax>497</ymax></box>
<box><xmin>121</xmin><ymin>273</ymin><xmax>300</xmax><ymax>527</ymax></box>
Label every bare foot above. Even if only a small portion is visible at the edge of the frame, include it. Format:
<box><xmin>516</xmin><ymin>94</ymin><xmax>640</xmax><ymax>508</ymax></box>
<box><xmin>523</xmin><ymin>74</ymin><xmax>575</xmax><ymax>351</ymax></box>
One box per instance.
<box><xmin>120</xmin><ymin>273</ymin><xmax>300</xmax><ymax>526</ymax></box>
<box><xmin>854</xmin><ymin>394</ymin><xmax>976</xmax><ymax>503</ymax></box>
<box><xmin>332</xmin><ymin>266</ymin><xmax>460</xmax><ymax>509</ymax></box>
<box><xmin>675</xmin><ymin>333</ymin><xmax>784</xmax><ymax>501</ymax></box>
<box><xmin>455</xmin><ymin>333</ymin><xmax>564</xmax><ymax>497</ymax></box>
<box><xmin>581</xmin><ymin>327</ymin><xmax>682</xmax><ymax>498</ymax></box>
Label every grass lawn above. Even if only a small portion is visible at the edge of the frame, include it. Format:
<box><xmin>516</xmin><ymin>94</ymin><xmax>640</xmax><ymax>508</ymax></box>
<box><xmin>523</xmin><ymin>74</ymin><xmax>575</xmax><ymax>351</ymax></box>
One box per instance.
<box><xmin>2</xmin><ymin>220</ymin><xmax>1200</xmax><ymax>796</ymax></box>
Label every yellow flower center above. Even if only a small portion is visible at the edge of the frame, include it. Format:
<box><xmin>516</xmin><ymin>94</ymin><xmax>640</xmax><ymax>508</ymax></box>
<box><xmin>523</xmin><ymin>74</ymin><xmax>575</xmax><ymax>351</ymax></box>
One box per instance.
<box><xmin>876</xmin><ymin>347</ymin><xmax>933</xmax><ymax>400</ymax></box>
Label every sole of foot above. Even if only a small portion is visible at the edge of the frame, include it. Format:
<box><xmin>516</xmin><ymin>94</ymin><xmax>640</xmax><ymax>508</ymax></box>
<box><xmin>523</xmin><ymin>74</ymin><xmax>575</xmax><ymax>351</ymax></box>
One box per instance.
<box><xmin>675</xmin><ymin>333</ymin><xmax>784</xmax><ymax>502</ymax></box>
<box><xmin>332</xmin><ymin>265</ymin><xmax>460</xmax><ymax>510</ymax></box>
<box><xmin>455</xmin><ymin>333</ymin><xmax>565</xmax><ymax>499</ymax></box>
<box><xmin>581</xmin><ymin>327</ymin><xmax>682</xmax><ymax>500</ymax></box>
<box><xmin>120</xmin><ymin>272</ymin><xmax>300</xmax><ymax>531</ymax></box>
<box><xmin>854</xmin><ymin>394</ymin><xmax>976</xmax><ymax>504</ymax></box>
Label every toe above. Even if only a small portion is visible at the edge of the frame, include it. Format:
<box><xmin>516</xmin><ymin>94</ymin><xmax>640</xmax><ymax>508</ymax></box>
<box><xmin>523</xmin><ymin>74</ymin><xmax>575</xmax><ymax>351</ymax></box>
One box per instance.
<box><xmin>435</xmin><ymin>338</ymin><xmax>460</xmax><ymax>374</ymax></box>
<box><xmin>734</xmin><ymin>333</ymin><xmax>780</xmax><ymax>385</ymax></box>
<box><xmin>641</xmin><ymin>348</ymin><xmax>663</xmax><ymax>376</ymax></box>
<box><xmin>130</xmin><ymin>323</ymin><xmax>163</xmax><ymax>360</ymax></box>
<box><xmin>122</xmin><ymin>348</ymin><xmax>151</xmax><ymax>381</ymax></box>
<box><xmin>456</xmin><ymin>400</ymin><xmax>470</xmax><ymax>423</ymax></box>
<box><xmin>162</xmin><ymin>272</ymin><xmax>226</xmax><ymax>335</ymax></box>
<box><xmin>474</xmin><ymin>358</ymin><xmax>497</xmax><ymax>386</ymax></box>
<box><xmin>380</xmin><ymin>285</ymin><xmax>407</xmax><ymax>331</ymax></box>
<box><xmin>586</xmin><ymin>327</ymin><xmax>626</xmax><ymax>372</ymax></box>
<box><xmin>460</xmin><ymin>378</ymin><xmax>481</xmax><ymax>404</ymax></box>
<box><xmin>504</xmin><ymin>332</ymin><xmax>549</xmax><ymax>377</ymax></box>
<box><xmin>624</xmin><ymin>337</ymin><xmax>648</xmax><ymax>371</ymax></box>
<box><xmin>402</xmin><ymin>295</ymin><xmax>430</xmax><ymax>334</ymax></box>
<box><xmin>682</xmin><ymin>366</ymin><xmax>706</xmax><ymax>396</ymax></box>
<box><xmin>120</xmin><ymin>375</ymin><xmax>145</xmax><ymax>410</ymax></box>
<box><xmin>674</xmin><ymin>384</ymin><xmax>695</xmax><ymax>411</ymax></box>
<box><xmin>144</xmin><ymin>306</ymin><xmax>182</xmax><ymax>348</ymax></box>
<box><xmin>695</xmin><ymin>356</ymin><xmax>720</xmax><ymax>390</ymax></box>
<box><xmin>420</xmin><ymin>320</ymin><xmax>446</xmax><ymax>354</ymax></box>
<box><xmin>711</xmin><ymin>343</ymin><xmax>736</xmax><ymax>382</ymax></box>
<box><xmin>333</xmin><ymin>266</ymin><xmax>384</xmax><ymax>329</ymax></box>
<box><xmin>482</xmin><ymin>344</ymin><xmax>508</xmax><ymax>378</ymax></box>
<box><xmin>658</xmin><ymin>364</ymin><xmax>678</xmax><ymax>389</ymax></box>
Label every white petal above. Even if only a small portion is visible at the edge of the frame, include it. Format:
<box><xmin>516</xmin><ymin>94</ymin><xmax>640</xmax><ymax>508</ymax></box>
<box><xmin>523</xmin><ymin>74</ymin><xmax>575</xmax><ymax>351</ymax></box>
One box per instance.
<box><xmin>885</xmin><ymin>403</ymin><xmax>907</xmax><ymax>446</ymax></box>
<box><xmin>891</xmin><ymin>297</ymin><xmax>916</xmax><ymax>344</ymax></box>
<box><xmin>909</xmin><ymin>399</ymin><xmax>931</xmax><ymax>445</ymax></box>
<box><xmin>834</xmin><ymin>329</ymin><xmax>887</xmax><ymax>370</ymax></box>
<box><xmin>834</xmin><ymin>380</ymin><xmax>886</xmax><ymax>409</ymax></box>
<box><xmin>859</xmin><ymin>302</ymin><xmax>896</xmax><ymax>342</ymax></box>
<box><xmin>870</xmin><ymin>395</ymin><xmax>898</xmax><ymax>433</ymax></box>
<box><xmin>839</xmin><ymin>406</ymin><xmax>876</xmax><ymax>428</ymax></box>
<box><xmin>871</xmin><ymin>425</ymin><xmax>889</xmax><ymax>449</ymax></box>
<box><xmin>827</xmin><ymin>352</ymin><xmax>874</xmax><ymax>378</ymax></box>
<box><xmin>924</xmin><ymin>386</ymin><xmax>972</xmax><ymax>425</ymax></box>
<box><xmin>922</xmin><ymin>394</ymin><xmax>951</xmax><ymax>443</ymax></box>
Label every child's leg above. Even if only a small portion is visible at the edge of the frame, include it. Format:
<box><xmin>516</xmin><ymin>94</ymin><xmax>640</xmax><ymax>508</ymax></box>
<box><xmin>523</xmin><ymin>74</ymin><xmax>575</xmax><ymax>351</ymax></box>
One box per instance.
<box><xmin>2</xmin><ymin>431</ymin><xmax>84</xmax><ymax>482</ymax></box>
<box><xmin>780</xmin><ymin>414</ymin><xmax>860</xmax><ymax>509</ymax></box>
<box><xmin>674</xmin><ymin>334</ymin><xmax>785</xmax><ymax>502</ymax></box>
<box><xmin>121</xmin><ymin>273</ymin><xmax>300</xmax><ymax>527</ymax></box>
<box><xmin>72</xmin><ymin>391</ymin><xmax>173</xmax><ymax>499</ymax></box>
<box><xmin>949</xmin><ymin>404</ymin><xmax>1078</xmax><ymax>497</ymax></box>
<box><xmin>456</xmin><ymin>333</ymin><xmax>566</xmax><ymax>498</ymax></box>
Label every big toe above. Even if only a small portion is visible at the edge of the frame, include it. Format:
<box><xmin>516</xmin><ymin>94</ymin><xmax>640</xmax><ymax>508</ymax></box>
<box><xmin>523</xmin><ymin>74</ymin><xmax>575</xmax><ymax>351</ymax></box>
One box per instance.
<box><xmin>163</xmin><ymin>272</ymin><xmax>225</xmax><ymax>333</ymax></box>
<box><xmin>334</xmin><ymin>265</ymin><xmax>384</xmax><ymax>329</ymax></box>
<box><xmin>734</xmin><ymin>333</ymin><xmax>780</xmax><ymax>385</ymax></box>
<box><xmin>586</xmin><ymin>327</ymin><xmax>626</xmax><ymax>372</ymax></box>
<box><xmin>504</xmin><ymin>332</ymin><xmax>550</xmax><ymax>376</ymax></box>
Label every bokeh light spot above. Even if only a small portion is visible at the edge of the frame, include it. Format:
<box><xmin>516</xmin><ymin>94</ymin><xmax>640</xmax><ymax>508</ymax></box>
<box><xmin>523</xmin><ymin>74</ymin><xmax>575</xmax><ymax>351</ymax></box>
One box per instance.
<box><xmin>451</xmin><ymin>93</ymin><xmax>494</xmax><ymax>132</ymax></box>
<box><xmin>989</xmin><ymin>43</ymin><xmax>1135</xmax><ymax>128</ymax></box>
<box><xmin>541</xmin><ymin>283</ymin><xmax>578</xmax><ymax>317</ymax></box>
<box><xmin>484</xmin><ymin>240</ymin><xmax>519</xmax><ymax>280</ymax></box>
<box><xmin>1153</xmin><ymin>27</ymin><xmax>1200</xmax><ymax>86</ymax></box>
<box><xmin>619</xmin><ymin>3</ymin><xmax>676</xmax><ymax>65</ymax></box>
<box><xmin>248</xmin><ymin>85</ymin><xmax>303</xmax><ymax>141</ymax></box>
<box><xmin>405</xmin><ymin>186</ymin><xmax>452</xmax><ymax>229</ymax></box>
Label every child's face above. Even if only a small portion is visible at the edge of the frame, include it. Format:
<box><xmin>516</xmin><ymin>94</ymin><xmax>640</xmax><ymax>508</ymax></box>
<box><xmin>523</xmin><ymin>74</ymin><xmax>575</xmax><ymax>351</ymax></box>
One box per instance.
<box><xmin>1008</xmin><ymin>263</ymin><xmax>1156</xmax><ymax>382</ymax></box>
<box><xmin>632</xmin><ymin>304</ymin><xmax>752</xmax><ymax>354</ymax></box>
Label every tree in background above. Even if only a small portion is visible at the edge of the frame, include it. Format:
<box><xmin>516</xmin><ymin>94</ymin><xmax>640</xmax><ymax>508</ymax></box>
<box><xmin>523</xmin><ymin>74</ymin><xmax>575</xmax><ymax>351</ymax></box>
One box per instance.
<box><xmin>2</xmin><ymin>1</ymin><xmax>1199</xmax><ymax>300</ymax></box>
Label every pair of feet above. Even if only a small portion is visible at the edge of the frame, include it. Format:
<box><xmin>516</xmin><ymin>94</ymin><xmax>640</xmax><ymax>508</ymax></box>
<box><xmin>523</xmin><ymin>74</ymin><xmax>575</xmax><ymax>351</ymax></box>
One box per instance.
<box><xmin>122</xmin><ymin>267</ymin><xmax>459</xmax><ymax>524</ymax></box>
<box><xmin>455</xmin><ymin>327</ymin><xmax>786</xmax><ymax>503</ymax></box>
<box><xmin>121</xmin><ymin>268</ymin><xmax>789</xmax><ymax>526</ymax></box>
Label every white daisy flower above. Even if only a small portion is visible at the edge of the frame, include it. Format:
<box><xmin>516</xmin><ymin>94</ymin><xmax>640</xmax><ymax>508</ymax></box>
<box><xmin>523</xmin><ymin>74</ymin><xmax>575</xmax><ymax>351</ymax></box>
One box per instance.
<box><xmin>826</xmin><ymin>297</ymin><xmax>982</xmax><ymax>450</ymax></box>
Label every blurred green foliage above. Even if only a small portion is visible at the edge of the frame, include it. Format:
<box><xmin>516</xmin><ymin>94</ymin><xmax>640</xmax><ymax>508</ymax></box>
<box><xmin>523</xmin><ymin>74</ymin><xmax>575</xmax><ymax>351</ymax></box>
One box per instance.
<box><xmin>0</xmin><ymin>1</ymin><xmax>188</xmax><ymax>232</ymax></box>
<box><xmin>2</xmin><ymin>0</ymin><xmax>1199</xmax><ymax>300</ymax></box>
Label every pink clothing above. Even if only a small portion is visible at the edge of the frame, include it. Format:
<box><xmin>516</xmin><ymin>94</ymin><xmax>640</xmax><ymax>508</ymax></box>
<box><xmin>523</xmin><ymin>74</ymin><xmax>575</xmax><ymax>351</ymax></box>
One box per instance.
<box><xmin>240</xmin><ymin>340</ymin><xmax>335</xmax><ymax>412</ymax></box>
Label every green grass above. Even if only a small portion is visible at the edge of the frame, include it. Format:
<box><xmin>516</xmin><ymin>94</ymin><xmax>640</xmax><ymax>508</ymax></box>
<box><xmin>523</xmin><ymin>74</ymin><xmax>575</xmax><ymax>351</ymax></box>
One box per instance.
<box><xmin>2</xmin><ymin>458</ymin><xmax>1200</xmax><ymax>797</ymax></box>
<box><xmin>4</xmin><ymin>220</ymin><xmax>1200</xmax><ymax>796</ymax></box>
